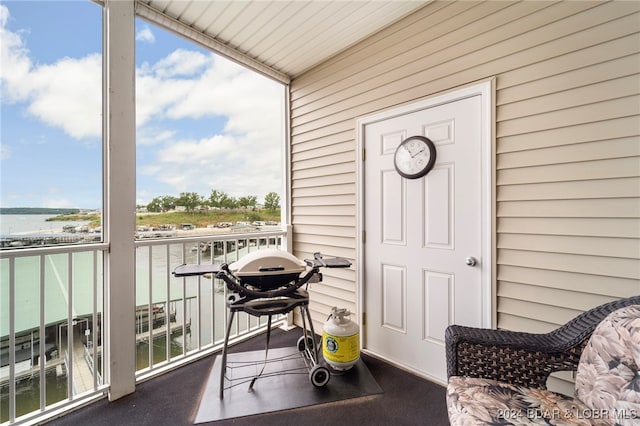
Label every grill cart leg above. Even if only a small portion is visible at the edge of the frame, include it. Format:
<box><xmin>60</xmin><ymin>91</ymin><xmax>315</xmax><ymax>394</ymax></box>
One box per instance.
<box><xmin>299</xmin><ymin>304</ymin><xmax>330</xmax><ymax>387</ymax></box>
<box><xmin>247</xmin><ymin>315</ymin><xmax>272</xmax><ymax>392</ymax></box>
<box><xmin>219</xmin><ymin>310</ymin><xmax>236</xmax><ymax>400</ymax></box>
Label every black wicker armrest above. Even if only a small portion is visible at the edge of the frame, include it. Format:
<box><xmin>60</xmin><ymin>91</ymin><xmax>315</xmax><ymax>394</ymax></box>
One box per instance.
<box><xmin>445</xmin><ymin>295</ymin><xmax>640</xmax><ymax>389</ymax></box>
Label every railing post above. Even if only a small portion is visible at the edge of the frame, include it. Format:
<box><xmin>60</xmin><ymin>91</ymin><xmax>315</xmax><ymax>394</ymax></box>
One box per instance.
<box><xmin>282</xmin><ymin>224</ymin><xmax>295</xmax><ymax>329</ymax></box>
<box><xmin>282</xmin><ymin>224</ymin><xmax>293</xmax><ymax>253</ymax></box>
<box><xmin>104</xmin><ymin>0</ymin><xmax>136</xmax><ymax>401</ymax></box>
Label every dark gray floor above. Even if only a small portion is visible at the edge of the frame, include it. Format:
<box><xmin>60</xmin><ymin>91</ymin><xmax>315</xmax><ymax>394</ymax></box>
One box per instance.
<box><xmin>47</xmin><ymin>328</ymin><xmax>449</xmax><ymax>425</ymax></box>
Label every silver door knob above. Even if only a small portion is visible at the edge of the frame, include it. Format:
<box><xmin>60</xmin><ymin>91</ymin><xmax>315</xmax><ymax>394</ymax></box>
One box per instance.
<box><xmin>465</xmin><ymin>257</ymin><xmax>478</xmax><ymax>267</ymax></box>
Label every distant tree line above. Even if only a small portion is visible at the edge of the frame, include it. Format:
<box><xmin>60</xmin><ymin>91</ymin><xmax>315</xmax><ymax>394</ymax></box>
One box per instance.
<box><xmin>144</xmin><ymin>190</ymin><xmax>280</xmax><ymax>213</ymax></box>
<box><xmin>0</xmin><ymin>207</ymin><xmax>81</xmax><ymax>215</ymax></box>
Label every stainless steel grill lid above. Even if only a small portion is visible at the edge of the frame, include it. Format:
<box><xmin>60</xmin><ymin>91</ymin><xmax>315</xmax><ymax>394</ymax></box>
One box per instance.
<box><xmin>228</xmin><ymin>249</ymin><xmax>306</xmax><ymax>289</ymax></box>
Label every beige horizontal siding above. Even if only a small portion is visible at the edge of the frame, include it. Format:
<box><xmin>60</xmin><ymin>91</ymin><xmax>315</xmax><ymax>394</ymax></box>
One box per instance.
<box><xmin>498</xmin><ymin>217</ymin><xmax>640</xmax><ymax>238</ymax></box>
<box><xmin>497</xmin><ymin>95</ymin><xmax>640</xmax><ymax>137</ymax></box>
<box><xmin>499</xmin><ymin>116</ymin><xmax>640</xmax><ymax>153</ymax></box>
<box><xmin>497</xmin><ymin>157</ymin><xmax>640</xmax><ymax>184</ymax></box>
<box><xmin>498</xmin><ymin>177</ymin><xmax>640</xmax><ymax>201</ymax></box>
<box><xmin>497</xmin><ymin>54</ymin><xmax>640</xmax><ymax>104</ymax></box>
<box><xmin>293</xmin><ymin>173</ymin><xmax>355</xmax><ymax>190</ymax></box>
<box><xmin>498</xmin><ymin>233</ymin><xmax>639</xmax><ymax>258</ymax></box>
<box><xmin>498</xmin><ymin>249</ymin><xmax>639</xmax><ymax>280</ymax></box>
<box><xmin>289</xmin><ymin>223</ymin><xmax>352</xmax><ymax>236</ymax></box>
<box><xmin>292</xmin><ymin>215</ymin><xmax>354</xmax><ymax>228</ymax></box>
<box><xmin>497</xmin><ymin>305</ymin><xmax>581</xmax><ymax>334</ymax></box>
<box><xmin>498</xmin><ymin>265</ymin><xmax>638</xmax><ymax>298</ymax></box>
<box><xmin>497</xmin><ymin>198</ymin><xmax>640</xmax><ymax>218</ymax></box>
<box><xmin>293</xmin><ymin>243</ymin><xmax>354</xmax><ymax>261</ymax></box>
<box><xmin>497</xmin><ymin>137</ymin><xmax>640</xmax><ymax>168</ymax></box>
<box><xmin>292</xmin><ymin>141</ymin><xmax>354</xmax><ymax>162</ymax></box>
<box><xmin>293</xmin><ymin>183</ymin><xmax>356</xmax><ymax>199</ymax></box>
<box><xmin>497</xmin><ymin>75</ymin><xmax>640</xmax><ymax>121</ymax></box>
<box><xmin>499</xmin><ymin>282</ymin><xmax>620</xmax><ymax>310</ymax></box>
<box><xmin>290</xmin><ymin>0</ymin><xmax>640</xmax><ymax>335</ymax></box>
<box><xmin>292</xmin><ymin>151</ymin><xmax>354</xmax><ymax>172</ymax></box>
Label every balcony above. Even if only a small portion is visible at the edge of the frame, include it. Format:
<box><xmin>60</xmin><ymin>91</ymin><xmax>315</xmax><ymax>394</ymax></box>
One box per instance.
<box><xmin>1</xmin><ymin>230</ymin><xmax>298</xmax><ymax>425</ymax></box>
<box><xmin>46</xmin><ymin>327</ymin><xmax>449</xmax><ymax>426</ymax></box>
<box><xmin>2</xmin><ymin>230</ymin><xmax>449</xmax><ymax>425</ymax></box>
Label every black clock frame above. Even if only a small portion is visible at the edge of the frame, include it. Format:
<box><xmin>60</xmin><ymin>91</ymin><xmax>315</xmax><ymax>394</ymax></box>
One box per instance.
<box><xmin>393</xmin><ymin>135</ymin><xmax>437</xmax><ymax>179</ymax></box>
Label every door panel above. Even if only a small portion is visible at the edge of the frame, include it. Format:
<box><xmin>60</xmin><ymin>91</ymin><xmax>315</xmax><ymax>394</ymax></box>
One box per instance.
<box><xmin>363</xmin><ymin>94</ymin><xmax>484</xmax><ymax>383</ymax></box>
<box><xmin>424</xmin><ymin>165</ymin><xmax>453</xmax><ymax>248</ymax></box>
<box><xmin>382</xmin><ymin>264</ymin><xmax>406</xmax><ymax>332</ymax></box>
<box><xmin>381</xmin><ymin>170</ymin><xmax>405</xmax><ymax>245</ymax></box>
<box><xmin>423</xmin><ymin>270</ymin><xmax>452</xmax><ymax>344</ymax></box>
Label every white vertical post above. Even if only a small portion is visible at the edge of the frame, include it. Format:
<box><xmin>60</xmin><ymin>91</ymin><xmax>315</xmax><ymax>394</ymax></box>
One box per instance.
<box><xmin>282</xmin><ymin>84</ymin><xmax>292</xmax><ymax>253</ymax></box>
<box><xmin>67</xmin><ymin>254</ymin><xmax>74</xmax><ymax>399</ymax></box>
<box><xmin>8</xmin><ymin>258</ymin><xmax>16</xmax><ymax>422</ymax></box>
<box><xmin>104</xmin><ymin>0</ymin><xmax>136</xmax><ymax>401</ymax></box>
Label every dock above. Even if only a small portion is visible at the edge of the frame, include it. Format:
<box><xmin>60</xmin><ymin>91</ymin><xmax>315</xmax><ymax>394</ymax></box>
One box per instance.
<box><xmin>136</xmin><ymin>320</ymin><xmax>191</xmax><ymax>342</ymax></box>
<box><xmin>0</xmin><ymin>329</ymin><xmax>98</xmax><ymax>394</ymax></box>
<box><xmin>0</xmin><ymin>357</ymin><xmax>64</xmax><ymax>386</ymax></box>
<box><xmin>69</xmin><ymin>330</ymin><xmax>99</xmax><ymax>393</ymax></box>
<box><xmin>0</xmin><ymin>233</ymin><xmax>100</xmax><ymax>248</ymax></box>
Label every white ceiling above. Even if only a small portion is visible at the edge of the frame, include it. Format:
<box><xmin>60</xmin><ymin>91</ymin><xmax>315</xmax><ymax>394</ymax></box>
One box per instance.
<box><xmin>136</xmin><ymin>1</ymin><xmax>428</xmax><ymax>81</ymax></box>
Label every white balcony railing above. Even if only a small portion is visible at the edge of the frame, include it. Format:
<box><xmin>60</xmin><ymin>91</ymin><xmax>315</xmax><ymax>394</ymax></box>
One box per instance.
<box><xmin>1</xmin><ymin>228</ymin><xmax>287</xmax><ymax>424</ymax></box>
<box><xmin>133</xmin><ymin>229</ymin><xmax>288</xmax><ymax>380</ymax></box>
<box><xmin>0</xmin><ymin>243</ymin><xmax>109</xmax><ymax>425</ymax></box>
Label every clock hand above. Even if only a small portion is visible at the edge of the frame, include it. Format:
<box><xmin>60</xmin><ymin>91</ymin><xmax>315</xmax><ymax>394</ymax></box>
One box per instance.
<box><xmin>411</xmin><ymin>147</ymin><xmax>425</xmax><ymax>158</ymax></box>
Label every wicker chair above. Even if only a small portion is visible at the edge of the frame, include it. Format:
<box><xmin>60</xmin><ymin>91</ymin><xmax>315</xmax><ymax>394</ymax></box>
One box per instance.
<box><xmin>445</xmin><ymin>295</ymin><xmax>640</xmax><ymax>425</ymax></box>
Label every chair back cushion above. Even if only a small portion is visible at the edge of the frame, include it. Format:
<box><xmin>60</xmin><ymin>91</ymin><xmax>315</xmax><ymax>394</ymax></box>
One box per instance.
<box><xmin>575</xmin><ymin>304</ymin><xmax>640</xmax><ymax>425</ymax></box>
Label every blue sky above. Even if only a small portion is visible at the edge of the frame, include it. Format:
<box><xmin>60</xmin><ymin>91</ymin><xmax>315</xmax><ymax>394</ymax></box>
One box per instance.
<box><xmin>0</xmin><ymin>1</ymin><xmax>284</xmax><ymax>209</ymax></box>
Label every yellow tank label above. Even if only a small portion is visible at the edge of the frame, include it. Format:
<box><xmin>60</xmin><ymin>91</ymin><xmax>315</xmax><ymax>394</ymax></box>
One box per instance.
<box><xmin>322</xmin><ymin>332</ymin><xmax>359</xmax><ymax>363</ymax></box>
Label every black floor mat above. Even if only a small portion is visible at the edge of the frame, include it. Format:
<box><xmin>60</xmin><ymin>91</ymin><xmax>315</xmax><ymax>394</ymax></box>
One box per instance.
<box><xmin>195</xmin><ymin>347</ymin><xmax>382</xmax><ymax>423</ymax></box>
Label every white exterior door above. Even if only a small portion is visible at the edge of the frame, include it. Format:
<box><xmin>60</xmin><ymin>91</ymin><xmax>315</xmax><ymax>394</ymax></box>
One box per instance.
<box><xmin>360</xmin><ymin>84</ymin><xmax>491</xmax><ymax>384</ymax></box>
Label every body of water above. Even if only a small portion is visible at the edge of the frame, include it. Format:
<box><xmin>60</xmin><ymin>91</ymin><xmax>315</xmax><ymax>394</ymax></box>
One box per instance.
<box><xmin>0</xmin><ymin>214</ymin><xmax>90</xmax><ymax>235</ymax></box>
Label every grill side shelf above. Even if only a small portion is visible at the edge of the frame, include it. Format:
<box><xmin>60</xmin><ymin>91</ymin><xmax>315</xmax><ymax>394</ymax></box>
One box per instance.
<box><xmin>304</xmin><ymin>253</ymin><xmax>351</xmax><ymax>269</ymax></box>
<box><xmin>173</xmin><ymin>263</ymin><xmax>223</xmax><ymax>277</ymax></box>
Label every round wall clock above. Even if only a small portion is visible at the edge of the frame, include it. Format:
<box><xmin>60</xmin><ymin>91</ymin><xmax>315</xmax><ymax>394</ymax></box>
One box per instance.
<box><xmin>393</xmin><ymin>136</ymin><xmax>437</xmax><ymax>179</ymax></box>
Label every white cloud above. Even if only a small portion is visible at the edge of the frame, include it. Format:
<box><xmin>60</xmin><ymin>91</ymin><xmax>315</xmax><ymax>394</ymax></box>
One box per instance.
<box><xmin>152</xmin><ymin>49</ymin><xmax>210</xmax><ymax>78</ymax></box>
<box><xmin>0</xmin><ymin>4</ymin><xmax>7</xmax><ymax>25</ymax></box>
<box><xmin>0</xmin><ymin>6</ymin><xmax>102</xmax><ymax>140</ymax></box>
<box><xmin>40</xmin><ymin>186</ymin><xmax>76</xmax><ymax>208</ymax></box>
<box><xmin>136</xmin><ymin>52</ymin><xmax>283</xmax><ymax>134</ymax></box>
<box><xmin>135</xmin><ymin>50</ymin><xmax>284</xmax><ymax>202</ymax></box>
<box><xmin>0</xmin><ymin>144</ymin><xmax>11</xmax><ymax>160</ymax></box>
<box><xmin>136</xmin><ymin>26</ymin><xmax>155</xmax><ymax>44</ymax></box>
<box><xmin>26</xmin><ymin>55</ymin><xmax>102</xmax><ymax>139</ymax></box>
<box><xmin>42</xmin><ymin>197</ymin><xmax>75</xmax><ymax>209</ymax></box>
<box><xmin>136</xmin><ymin>127</ymin><xmax>176</xmax><ymax>146</ymax></box>
<box><xmin>140</xmin><ymin>127</ymin><xmax>282</xmax><ymax>201</ymax></box>
<box><xmin>0</xmin><ymin>6</ymin><xmax>36</xmax><ymax>103</ymax></box>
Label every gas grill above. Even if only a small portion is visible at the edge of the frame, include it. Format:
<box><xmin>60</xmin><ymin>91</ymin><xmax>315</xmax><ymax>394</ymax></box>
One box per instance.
<box><xmin>173</xmin><ymin>250</ymin><xmax>351</xmax><ymax>398</ymax></box>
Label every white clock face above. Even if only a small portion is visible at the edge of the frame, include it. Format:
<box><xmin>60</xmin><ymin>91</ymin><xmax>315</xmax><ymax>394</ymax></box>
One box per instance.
<box><xmin>394</xmin><ymin>137</ymin><xmax>434</xmax><ymax>178</ymax></box>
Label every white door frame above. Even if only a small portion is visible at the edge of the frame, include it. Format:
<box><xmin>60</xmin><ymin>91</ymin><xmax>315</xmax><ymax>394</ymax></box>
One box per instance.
<box><xmin>355</xmin><ymin>80</ymin><xmax>495</xmax><ymax>355</ymax></box>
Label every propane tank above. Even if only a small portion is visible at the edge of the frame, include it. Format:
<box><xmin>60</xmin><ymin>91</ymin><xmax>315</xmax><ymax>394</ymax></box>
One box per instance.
<box><xmin>322</xmin><ymin>307</ymin><xmax>360</xmax><ymax>371</ymax></box>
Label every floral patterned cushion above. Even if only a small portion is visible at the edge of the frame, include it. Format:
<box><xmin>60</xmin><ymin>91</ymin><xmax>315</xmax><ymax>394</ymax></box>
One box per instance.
<box><xmin>447</xmin><ymin>305</ymin><xmax>640</xmax><ymax>426</ymax></box>
<box><xmin>447</xmin><ymin>376</ymin><xmax>595</xmax><ymax>425</ymax></box>
<box><xmin>575</xmin><ymin>305</ymin><xmax>640</xmax><ymax>426</ymax></box>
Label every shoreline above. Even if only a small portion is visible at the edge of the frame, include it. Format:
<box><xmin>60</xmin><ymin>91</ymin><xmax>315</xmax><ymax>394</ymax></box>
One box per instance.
<box><xmin>1</xmin><ymin>224</ymin><xmax>282</xmax><ymax>239</ymax></box>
